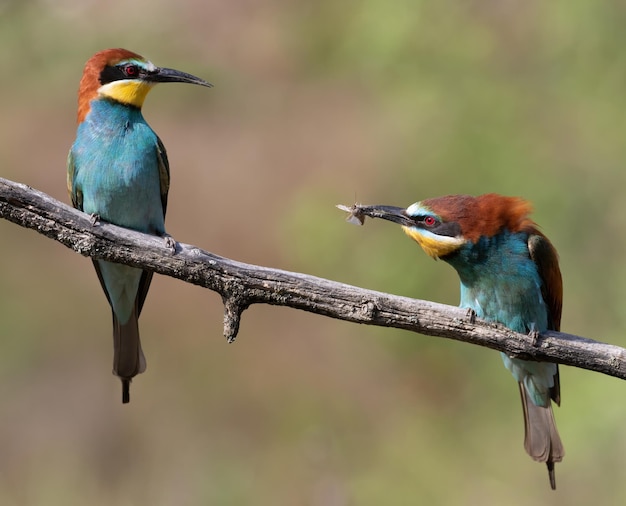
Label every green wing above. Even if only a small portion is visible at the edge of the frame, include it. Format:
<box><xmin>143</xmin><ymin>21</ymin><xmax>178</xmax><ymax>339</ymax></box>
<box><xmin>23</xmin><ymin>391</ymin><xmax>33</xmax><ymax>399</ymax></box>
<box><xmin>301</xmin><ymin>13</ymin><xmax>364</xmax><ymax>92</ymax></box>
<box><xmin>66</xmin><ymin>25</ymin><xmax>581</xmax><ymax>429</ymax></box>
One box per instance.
<box><xmin>156</xmin><ymin>136</ymin><xmax>170</xmax><ymax>218</ymax></box>
<box><xmin>66</xmin><ymin>149</ymin><xmax>82</xmax><ymax>211</ymax></box>
<box><xmin>527</xmin><ymin>231</ymin><xmax>563</xmax><ymax>332</ymax></box>
<box><xmin>528</xmin><ymin>230</ymin><xmax>563</xmax><ymax>406</ymax></box>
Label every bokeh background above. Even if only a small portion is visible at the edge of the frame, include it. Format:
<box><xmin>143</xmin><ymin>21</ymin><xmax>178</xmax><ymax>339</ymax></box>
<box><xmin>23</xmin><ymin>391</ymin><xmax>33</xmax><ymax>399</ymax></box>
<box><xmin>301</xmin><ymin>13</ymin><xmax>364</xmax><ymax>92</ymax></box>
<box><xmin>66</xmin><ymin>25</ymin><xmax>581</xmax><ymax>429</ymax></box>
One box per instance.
<box><xmin>1</xmin><ymin>1</ymin><xmax>625</xmax><ymax>504</ymax></box>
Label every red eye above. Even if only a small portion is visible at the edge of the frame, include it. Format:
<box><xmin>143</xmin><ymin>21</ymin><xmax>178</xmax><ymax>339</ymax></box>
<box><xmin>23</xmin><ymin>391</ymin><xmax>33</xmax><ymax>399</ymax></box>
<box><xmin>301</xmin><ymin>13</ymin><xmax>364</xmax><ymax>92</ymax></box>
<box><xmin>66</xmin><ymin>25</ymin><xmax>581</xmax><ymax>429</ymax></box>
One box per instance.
<box><xmin>124</xmin><ymin>64</ymin><xmax>138</xmax><ymax>76</ymax></box>
<box><xmin>423</xmin><ymin>216</ymin><xmax>437</xmax><ymax>227</ymax></box>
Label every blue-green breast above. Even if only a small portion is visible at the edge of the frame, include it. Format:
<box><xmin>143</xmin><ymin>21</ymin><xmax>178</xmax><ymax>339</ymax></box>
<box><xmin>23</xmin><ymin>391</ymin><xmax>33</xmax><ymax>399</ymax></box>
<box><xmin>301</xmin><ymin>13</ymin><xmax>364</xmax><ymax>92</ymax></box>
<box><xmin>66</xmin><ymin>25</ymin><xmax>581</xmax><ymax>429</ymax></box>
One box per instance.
<box><xmin>446</xmin><ymin>230</ymin><xmax>548</xmax><ymax>333</ymax></box>
<box><xmin>444</xmin><ymin>230</ymin><xmax>557</xmax><ymax>406</ymax></box>
<box><xmin>70</xmin><ymin>99</ymin><xmax>165</xmax><ymax>235</ymax></box>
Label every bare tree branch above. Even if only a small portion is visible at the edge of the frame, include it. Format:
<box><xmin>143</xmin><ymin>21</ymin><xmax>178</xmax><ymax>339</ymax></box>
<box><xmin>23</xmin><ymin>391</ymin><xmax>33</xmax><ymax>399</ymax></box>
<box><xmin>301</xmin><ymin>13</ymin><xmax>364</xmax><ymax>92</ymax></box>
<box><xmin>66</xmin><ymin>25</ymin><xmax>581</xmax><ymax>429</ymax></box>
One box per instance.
<box><xmin>1</xmin><ymin>176</ymin><xmax>625</xmax><ymax>380</ymax></box>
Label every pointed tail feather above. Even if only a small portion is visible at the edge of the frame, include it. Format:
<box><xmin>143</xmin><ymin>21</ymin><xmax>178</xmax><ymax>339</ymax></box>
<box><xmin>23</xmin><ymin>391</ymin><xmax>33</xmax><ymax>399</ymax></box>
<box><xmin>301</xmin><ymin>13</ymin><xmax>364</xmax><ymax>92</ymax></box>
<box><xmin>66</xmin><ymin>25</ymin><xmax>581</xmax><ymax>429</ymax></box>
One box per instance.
<box><xmin>112</xmin><ymin>306</ymin><xmax>147</xmax><ymax>404</ymax></box>
<box><xmin>519</xmin><ymin>383</ymin><xmax>564</xmax><ymax>490</ymax></box>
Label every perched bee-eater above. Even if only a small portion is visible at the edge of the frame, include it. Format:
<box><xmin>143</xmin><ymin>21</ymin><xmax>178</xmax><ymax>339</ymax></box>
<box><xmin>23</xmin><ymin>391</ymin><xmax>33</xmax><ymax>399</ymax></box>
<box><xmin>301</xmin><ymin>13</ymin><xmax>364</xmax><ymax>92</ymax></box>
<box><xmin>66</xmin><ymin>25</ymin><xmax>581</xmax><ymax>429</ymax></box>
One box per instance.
<box><xmin>67</xmin><ymin>48</ymin><xmax>212</xmax><ymax>403</ymax></box>
<box><xmin>342</xmin><ymin>194</ymin><xmax>564</xmax><ymax>489</ymax></box>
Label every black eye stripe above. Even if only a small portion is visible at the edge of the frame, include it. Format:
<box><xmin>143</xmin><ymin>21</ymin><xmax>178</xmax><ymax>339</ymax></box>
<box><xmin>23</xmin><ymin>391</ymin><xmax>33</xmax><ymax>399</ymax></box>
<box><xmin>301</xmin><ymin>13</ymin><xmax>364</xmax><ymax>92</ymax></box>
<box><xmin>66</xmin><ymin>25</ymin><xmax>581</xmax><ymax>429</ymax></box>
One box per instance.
<box><xmin>412</xmin><ymin>215</ymin><xmax>439</xmax><ymax>226</ymax></box>
<box><xmin>408</xmin><ymin>215</ymin><xmax>461</xmax><ymax>237</ymax></box>
<box><xmin>99</xmin><ymin>63</ymin><xmax>143</xmax><ymax>84</ymax></box>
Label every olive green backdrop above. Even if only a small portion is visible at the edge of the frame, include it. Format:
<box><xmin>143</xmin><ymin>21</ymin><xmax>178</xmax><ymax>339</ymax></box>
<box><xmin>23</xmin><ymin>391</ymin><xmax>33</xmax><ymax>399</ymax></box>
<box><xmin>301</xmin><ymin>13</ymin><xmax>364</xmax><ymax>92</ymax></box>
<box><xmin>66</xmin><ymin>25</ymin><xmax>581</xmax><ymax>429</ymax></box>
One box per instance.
<box><xmin>0</xmin><ymin>1</ymin><xmax>624</xmax><ymax>504</ymax></box>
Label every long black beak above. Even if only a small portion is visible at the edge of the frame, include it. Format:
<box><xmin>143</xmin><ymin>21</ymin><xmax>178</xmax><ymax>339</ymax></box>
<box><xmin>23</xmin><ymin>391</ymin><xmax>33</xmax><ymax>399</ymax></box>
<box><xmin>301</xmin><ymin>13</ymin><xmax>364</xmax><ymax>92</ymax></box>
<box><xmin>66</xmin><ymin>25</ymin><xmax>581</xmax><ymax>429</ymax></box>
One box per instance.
<box><xmin>148</xmin><ymin>67</ymin><xmax>213</xmax><ymax>87</ymax></box>
<box><xmin>338</xmin><ymin>204</ymin><xmax>414</xmax><ymax>227</ymax></box>
<box><xmin>363</xmin><ymin>205</ymin><xmax>414</xmax><ymax>226</ymax></box>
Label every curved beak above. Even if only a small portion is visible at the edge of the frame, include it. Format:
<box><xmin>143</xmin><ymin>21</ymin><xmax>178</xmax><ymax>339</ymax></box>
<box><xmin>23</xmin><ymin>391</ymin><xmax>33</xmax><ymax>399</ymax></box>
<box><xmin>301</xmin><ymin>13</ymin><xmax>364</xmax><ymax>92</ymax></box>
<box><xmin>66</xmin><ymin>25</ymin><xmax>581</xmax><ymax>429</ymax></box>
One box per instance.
<box><xmin>363</xmin><ymin>205</ymin><xmax>413</xmax><ymax>226</ymax></box>
<box><xmin>147</xmin><ymin>67</ymin><xmax>213</xmax><ymax>87</ymax></box>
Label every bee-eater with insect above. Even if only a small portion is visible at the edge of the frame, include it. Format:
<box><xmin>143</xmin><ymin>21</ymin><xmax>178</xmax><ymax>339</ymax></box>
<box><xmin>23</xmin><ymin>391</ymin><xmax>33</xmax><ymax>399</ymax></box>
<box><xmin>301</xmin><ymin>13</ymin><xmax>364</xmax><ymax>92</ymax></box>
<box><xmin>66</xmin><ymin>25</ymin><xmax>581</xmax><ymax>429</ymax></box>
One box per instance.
<box><xmin>67</xmin><ymin>48</ymin><xmax>212</xmax><ymax>403</ymax></box>
<box><xmin>340</xmin><ymin>194</ymin><xmax>564</xmax><ymax>489</ymax></box>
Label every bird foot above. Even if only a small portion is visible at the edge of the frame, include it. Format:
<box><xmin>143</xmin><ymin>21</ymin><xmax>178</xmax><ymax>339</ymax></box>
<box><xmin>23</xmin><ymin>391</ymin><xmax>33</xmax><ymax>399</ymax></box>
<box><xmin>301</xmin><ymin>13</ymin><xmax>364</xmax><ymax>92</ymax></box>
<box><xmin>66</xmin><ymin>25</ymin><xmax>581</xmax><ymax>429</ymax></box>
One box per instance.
<box><xmin>528</xmin><ymin>326</ymin><xmax>540</xmax><ymax>346</ymax></box>
<box><xmin>89</xmin><ymin>213</ymin><xmax>101</xmax><ymax>226</ymax></box>
<box><xmin>162</xmin><ymin>233</ymin><xmax>177</xmax><ymax>253</ymax></box>
<box><xmin>465</xmin><ymin>308</ymin><xmax>477</xmax><ymax>324</ymax></box>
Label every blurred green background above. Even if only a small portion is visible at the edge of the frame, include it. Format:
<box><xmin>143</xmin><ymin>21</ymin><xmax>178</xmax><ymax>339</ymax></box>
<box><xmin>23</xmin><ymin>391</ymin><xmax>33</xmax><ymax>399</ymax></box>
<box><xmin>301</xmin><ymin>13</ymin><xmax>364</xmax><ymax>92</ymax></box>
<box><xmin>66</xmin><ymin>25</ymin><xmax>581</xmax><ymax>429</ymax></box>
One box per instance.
<box><xmin>1</xmin><ymin>0</ymin><xmax>625</xmax><ymax>504</ymax></box>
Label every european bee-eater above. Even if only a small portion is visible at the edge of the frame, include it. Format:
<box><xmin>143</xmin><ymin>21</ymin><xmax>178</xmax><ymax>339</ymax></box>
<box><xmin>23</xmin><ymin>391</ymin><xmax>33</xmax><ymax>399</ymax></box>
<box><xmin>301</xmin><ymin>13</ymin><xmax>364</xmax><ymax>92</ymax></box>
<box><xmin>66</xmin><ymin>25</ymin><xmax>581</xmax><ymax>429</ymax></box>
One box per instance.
<box><xmin>67</xmin><ymin>48</ymin><xmax>212</xmax><ymax>403</ymax></box>
<box><xmin>342</xmin><ymin>194</ymin><xmax>564</xmax><ymax>489</ymax></box>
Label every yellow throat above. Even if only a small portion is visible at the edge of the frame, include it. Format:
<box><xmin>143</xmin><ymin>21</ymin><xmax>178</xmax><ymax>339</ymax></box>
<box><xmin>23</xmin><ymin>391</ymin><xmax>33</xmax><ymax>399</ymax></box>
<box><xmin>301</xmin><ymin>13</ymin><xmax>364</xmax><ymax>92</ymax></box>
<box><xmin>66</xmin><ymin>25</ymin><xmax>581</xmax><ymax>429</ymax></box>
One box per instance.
<box><xmin>401</xmin><ymin>226</ymin><xmax>465</xmax><ymax>258</ymax></box>
<box><xmin>97</xmin><ymin>80</ymin><xmax>155</xmax><ymax>108</ymax></box>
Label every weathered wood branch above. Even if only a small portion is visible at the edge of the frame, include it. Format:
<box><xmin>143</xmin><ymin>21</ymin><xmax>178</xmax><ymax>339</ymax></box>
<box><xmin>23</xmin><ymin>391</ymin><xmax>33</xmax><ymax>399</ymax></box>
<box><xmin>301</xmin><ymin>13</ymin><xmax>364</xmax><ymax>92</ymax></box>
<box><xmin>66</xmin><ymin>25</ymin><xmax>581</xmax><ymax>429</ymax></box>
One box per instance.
<box><xmin>1</xmin><ymin>176</ymin><xmax>625</xmax><ymax>379</ymax></box>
